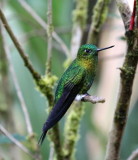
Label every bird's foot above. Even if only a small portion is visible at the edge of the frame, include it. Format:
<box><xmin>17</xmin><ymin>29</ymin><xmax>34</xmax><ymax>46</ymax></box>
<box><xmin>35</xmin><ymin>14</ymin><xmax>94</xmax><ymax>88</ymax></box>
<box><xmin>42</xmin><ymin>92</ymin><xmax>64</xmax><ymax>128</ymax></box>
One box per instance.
<box><xmin>75</xmin><ymin>94</ymin><xmax>89</xmax><ymax>101</ymax></box>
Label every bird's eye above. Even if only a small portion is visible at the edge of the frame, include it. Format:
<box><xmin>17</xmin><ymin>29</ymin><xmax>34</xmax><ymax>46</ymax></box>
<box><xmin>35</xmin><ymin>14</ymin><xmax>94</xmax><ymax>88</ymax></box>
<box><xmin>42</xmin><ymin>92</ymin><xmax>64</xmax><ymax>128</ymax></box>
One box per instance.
<box><xmin>84</xmin><ymin>49</ymin><xmax>91</xmax><ymax>53</ymax></box>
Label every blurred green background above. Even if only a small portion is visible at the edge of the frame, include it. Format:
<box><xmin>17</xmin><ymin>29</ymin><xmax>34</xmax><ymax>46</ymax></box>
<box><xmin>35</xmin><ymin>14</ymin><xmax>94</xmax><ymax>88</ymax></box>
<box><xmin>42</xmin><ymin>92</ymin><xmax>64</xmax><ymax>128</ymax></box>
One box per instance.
<box><xmin>0</xmin><ymin>0</ymin><xmax>138</xmax><ymax>160</ymax></box>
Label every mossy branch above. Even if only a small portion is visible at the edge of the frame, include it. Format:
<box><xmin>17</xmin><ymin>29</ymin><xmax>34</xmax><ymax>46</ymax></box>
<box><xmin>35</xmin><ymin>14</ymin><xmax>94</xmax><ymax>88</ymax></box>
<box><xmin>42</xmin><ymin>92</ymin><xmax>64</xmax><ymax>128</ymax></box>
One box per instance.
<box><xmin>105</xmin><ymin>1</ymin><xmax>138</xmax><ymax>159</ymax></box>
<box><xmin>46</xmin><ymin>0</ymin><xmax>53</xmax><ymax>74</ymax></box>
<box><xmin>127</xmin><ymin>148</ymin><xmax>138</xmax><ymax>160</ymax></box>
<box><xmin>87</xmin><ymin>0</ymin><xmax>111</xmax><ymax>44</ymax></box>
<box><xmin>63</xmin><ymin>1</ymin><xmax>88</xmax><ymax>159</ymax></box>
<box><xmin>44</xmin><ymin>0</ymin><xmax>62</xmax><ymax>159</ymax></box>
<box><xmin>70</xmin><ymin>0</ymin><xmax>88</xmax><ymax>59</ymax></box>
<box><xmin>63</xmin><ymin>102</ymin><xmax>85</xmax><ymax>160</ymax></box>
<box><xmin>116</xmin><ymin>0</ymin><xmax>132</xmax><ymax>31</ymax></box>
<box><xmin>63</xmin><ymin>0</ymin><xmax>110</xmax><ymax>159</ymax></box>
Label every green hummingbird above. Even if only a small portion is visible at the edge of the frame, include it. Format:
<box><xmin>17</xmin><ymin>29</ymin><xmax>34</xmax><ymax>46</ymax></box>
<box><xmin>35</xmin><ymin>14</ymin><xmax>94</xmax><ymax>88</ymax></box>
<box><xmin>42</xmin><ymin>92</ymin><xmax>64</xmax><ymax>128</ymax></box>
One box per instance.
<box><xmin>39</xmin><ymin>44</ymin><xmax>114</xmax><ymax>144</ymax></box>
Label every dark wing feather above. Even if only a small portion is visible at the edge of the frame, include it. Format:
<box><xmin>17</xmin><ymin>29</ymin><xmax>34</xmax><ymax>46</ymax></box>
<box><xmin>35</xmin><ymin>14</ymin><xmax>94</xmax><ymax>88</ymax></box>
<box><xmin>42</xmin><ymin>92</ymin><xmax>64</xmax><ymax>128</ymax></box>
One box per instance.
<box><xmin>38</xmin><ymin>78</ymin><xmax>84</xmax><ymax>145</ymax></box>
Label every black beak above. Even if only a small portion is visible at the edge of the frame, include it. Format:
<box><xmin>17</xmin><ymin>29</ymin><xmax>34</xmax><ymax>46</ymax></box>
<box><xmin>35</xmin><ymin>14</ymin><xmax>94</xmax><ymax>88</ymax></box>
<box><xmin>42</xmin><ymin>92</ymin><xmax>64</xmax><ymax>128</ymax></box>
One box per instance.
<box><xmin>97</xmin><ymin>45</ymin><xmax>114</xmax><ymax>52</ymax></box>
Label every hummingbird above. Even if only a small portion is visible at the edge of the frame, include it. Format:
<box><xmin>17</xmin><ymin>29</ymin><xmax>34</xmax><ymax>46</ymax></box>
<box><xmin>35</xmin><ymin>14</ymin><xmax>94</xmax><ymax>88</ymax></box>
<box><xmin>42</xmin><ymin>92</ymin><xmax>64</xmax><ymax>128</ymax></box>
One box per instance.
<box><xmin>39</xmin><ymin>44</ymin><xmax>114</xmax><ymax>145</ymax></box>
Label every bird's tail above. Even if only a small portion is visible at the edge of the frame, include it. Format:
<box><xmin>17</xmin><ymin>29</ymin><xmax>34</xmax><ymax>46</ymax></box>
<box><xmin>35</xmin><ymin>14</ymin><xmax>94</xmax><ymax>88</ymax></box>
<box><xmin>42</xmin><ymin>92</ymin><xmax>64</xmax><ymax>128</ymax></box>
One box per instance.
<box><xmin>38</xmin><ymin>128</ymin><xmax>48</xmax><ymax>145</ymax></box>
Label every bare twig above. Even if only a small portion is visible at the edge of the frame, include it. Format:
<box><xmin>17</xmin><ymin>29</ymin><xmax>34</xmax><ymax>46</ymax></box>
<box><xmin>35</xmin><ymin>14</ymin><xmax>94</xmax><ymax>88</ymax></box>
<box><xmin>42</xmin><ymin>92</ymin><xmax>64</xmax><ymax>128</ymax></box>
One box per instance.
<box><xmin>82</xmin><ymin>95</ymin><xmax>105</xmax><ymax>103</ymax></box>
<box><xmin>87</xmin><ymin>0</ymin><xmax>111</xmax><ymax>44</ymax></box>
<box><xmin>0</xmin><ymin>9</ymin><xmax>41</xmax><ymax>81</ymax></box>
<box><xmin>127</xmin><ymin>148</ymin><xmax>138</xmax><ymax>160</ymax></box>
<box><xmin>18</xmin><ymin>0</ymin><xmax>70</xmax><ymax>57</ymax></box>
<box><xmin>46</xmin><ymin>0</ymin><xmax>53</xmax><ymax>74</ymax></box>
<box><xmin>116</xmin><ymin>0</ymin><xmax>132</xmax><ymax>31</ymax></box>
<box><xmin>48</xmin><ymin>143</ymin><xmax>54</xmax><ymax>160</ymax></box>
<box><xmin>1</xmin><ymin>28</ymin><xmax>33</xmax><ymax>136</ymax></box>
<box><xmin>0</xmin><ymin>124</ymin><xmax>34</xmax><ymax>158</ymax></box>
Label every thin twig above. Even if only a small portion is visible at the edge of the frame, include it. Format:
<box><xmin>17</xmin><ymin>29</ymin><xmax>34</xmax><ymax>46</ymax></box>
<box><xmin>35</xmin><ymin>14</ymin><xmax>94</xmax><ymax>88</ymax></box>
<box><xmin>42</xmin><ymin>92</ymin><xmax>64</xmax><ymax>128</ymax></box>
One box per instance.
<box><xmin>48</xmin><ymin>143</ymin><xmax>54</xmax><ymax>160</ymax></box>
<box><xmin>82</xmin><ymin>95</ymin><xmax>105</xmax><ymax>103</ymax></box>
<box><xmin>0</xmin><ymin>9</ymin><xmax>41</xmax><ymax>81</ymax></box>
<box><xmin>1</xmin><ymin>28</ymin><xmax>33</xmax><ymax>136</ymax></box>
<box><xmin>127</xmin><ymin>148</ymin><xmax>138</xmax><ymax>160</ymax></box>
<box><xmin>46</xmin><ymin>0</ymin><xmax>53</xmax><ymax>74</ymax></box>
<box><xmin>18</xmin><ymin>0</ymin><xmax>70</xmax><ymax>57</ymax></box>
<box><xmin>0</xmin><ymin>124</ymin><xmax>34</xmax><ymax>158</ymax></box>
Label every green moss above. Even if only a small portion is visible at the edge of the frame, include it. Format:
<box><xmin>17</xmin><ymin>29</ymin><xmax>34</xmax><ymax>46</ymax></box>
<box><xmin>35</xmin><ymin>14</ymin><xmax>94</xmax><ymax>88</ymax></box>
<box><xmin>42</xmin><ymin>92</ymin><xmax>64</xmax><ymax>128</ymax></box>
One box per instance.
<box><xmin>25</xmin><ymin>133</ymin><xmax>38</xmax><ymax>152</ymax></box>
<box><xmin>72</xmin><ymin>0</ymin><xmax>88</xmax><ymax>28</ymax></box>
<box><xmin>36</xmin><ymin>75</ymin><xmax>57</xmax><ymax>96</ymax></box>
<box><xmin>63</xmin><ymin>102</ymin><xmax>85</xmax><ymax>159</ymax></box>
<box><xmin>92</xmin><ymin>0</ymin><xmax>109</xmax><ymax>32</ymax></box>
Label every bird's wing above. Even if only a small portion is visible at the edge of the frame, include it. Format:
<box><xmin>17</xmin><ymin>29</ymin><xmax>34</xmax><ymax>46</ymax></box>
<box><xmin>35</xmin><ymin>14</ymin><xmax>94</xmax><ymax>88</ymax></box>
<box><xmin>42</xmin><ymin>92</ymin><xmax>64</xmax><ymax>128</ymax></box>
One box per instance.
<box><xmin>38</xmin><ymin>68</ymin><xmax>85</xmax><ymax>145</ymax></box>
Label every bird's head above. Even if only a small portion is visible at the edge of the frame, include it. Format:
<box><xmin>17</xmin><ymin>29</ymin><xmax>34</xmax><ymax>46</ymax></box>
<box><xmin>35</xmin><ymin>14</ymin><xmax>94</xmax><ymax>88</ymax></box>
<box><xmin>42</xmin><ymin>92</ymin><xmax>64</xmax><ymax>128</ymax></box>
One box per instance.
<box><xmin>77</xmin><ymin>44</ymin><xmax>114</xmax><ymax>60</ymax></box>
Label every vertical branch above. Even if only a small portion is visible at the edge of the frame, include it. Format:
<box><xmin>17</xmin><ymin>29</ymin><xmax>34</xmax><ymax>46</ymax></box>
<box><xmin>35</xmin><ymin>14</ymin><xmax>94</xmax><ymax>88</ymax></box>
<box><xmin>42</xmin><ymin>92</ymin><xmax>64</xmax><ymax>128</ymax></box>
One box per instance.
<box><xmin>63</xmin><ymin>102</ymin><xmax>85</xmax><ymax>160</ymax></box>
<box><xmin>116</xmin><ymin>0</ymin><xmax>132</xmax><ymax>31</ymax></box>
<box><xmin>48</xmin><ymin>143</ymin><xmax>55</xmax><ymax>160</ymax></box>
<box><xmin>70</xmin><ymin>0</ymin><xmax>88</xmax><ymax>59</ymax></box>
<box><xmin>136</xmin><ymin>0</ymin><xmax>138</xmax><ymax>27</ymax></box>
<box><xmin>105</xmin><ymin>1</ymin><xmax>138</xmax><ymax>160</ymax></box>
<box><xmin>46</xmin><ymin>0</ymin><xmax>53</xmax><ymax>74</ymax></box>
<box><xmin>63</xmin><ymin>0</ymin><xmax>88</xmax><ymax>159</ymax></box>
<box><xmin>1</xmin><ymin>28</ymin><xmax>33</xmax><ymax>136</ymax></box>
<box><xmin>87</xmin><ymin>0</ymin><xmax>111</xmax><ymax>44</ymax></box>
<box><xmin>43</xmin><ymin>0</ymin><xmax>62</xmax><ymax>159</ymax></box>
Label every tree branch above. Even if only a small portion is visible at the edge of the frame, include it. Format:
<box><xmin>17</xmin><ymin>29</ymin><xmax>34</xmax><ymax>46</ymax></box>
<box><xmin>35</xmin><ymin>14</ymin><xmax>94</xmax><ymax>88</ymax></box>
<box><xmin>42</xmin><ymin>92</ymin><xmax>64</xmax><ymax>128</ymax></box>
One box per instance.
<box><xmin>0</xmin><ymin>9</ymin><xmax>41</xmax><ymax>82</ymax></box>
<box><xmin>87</xmin><ymin>0</ymin><xmax>111</xmax><ymax>44</ymax></box>
<box><xmin>46</xmin><ymin>0</ymin><xmax>53</xmax><ymax>74</ymax></box>
<box><xmin>0</xmin><ymin>124</ymin><xmax>34</xmax><ymax>158</ymax></box>
<box><xmin>62</xmin><ymin>0</ymin><xmax>88</xmax><ymax>159</ymax></box>
<box><xmin>63</xmin><ymin>102</ymin><xmax>85</xmax><ymax>160</ymax></box>
<box><xmin>82</xmin><ymin>95</ymin><xmax>105</xmax><ymax>104</ymax></box>
<box><xmin>1</xmin><ymin>27</ymin><xmax>33</xmax><ymax>136</ymax></box>
<box><xmin>17</xmin><ymin>0</ymin><xmax>70</xmax><ymax>58</ymax></box>
<box><xmin>48</xmin><ymin>143</ymin><xmax>54</xmax><ymax>160</ymax></box>
<box><xmin>70</xmin><ymin>0</ymin><xmax>88</xmax><ymax>59</ymax></box>
<box><xmin>127</xmin><ymin>148</ymin><xmax>138</xmax><ymax>160</ymax></box>
<box><xmin>44</xmin><ymin>0</ymin><xmax>62</xmax><ymax>159</ymax></box>
<box><xmin>105</xmin><ymin>1</ymin><xmax>138</xmax><ymax>159</ymax></box>
<box><xmin>116</xmin><ymin>0</ymin><xmax>132</xmax><ymax>31</ymax></box>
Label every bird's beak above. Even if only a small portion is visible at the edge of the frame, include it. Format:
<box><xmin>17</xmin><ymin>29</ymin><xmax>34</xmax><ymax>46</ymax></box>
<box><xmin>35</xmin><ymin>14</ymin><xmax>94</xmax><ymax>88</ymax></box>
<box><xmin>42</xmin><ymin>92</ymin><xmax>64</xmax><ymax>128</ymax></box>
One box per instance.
<box><xmin>97</xmin><ymin>45</ymin><xmax>114</xmax><ymax>52</ymax></box>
